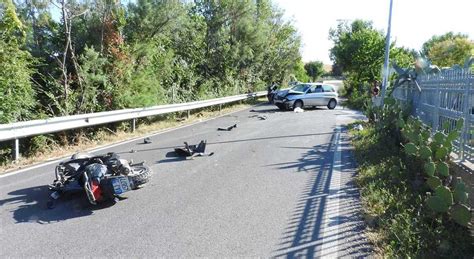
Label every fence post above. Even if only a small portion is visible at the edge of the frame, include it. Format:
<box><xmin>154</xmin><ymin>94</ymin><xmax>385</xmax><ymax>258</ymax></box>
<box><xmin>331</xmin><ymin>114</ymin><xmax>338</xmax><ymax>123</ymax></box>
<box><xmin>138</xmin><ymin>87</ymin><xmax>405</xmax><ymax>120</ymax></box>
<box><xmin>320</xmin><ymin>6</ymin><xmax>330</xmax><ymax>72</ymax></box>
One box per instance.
<box><xmin>12</xmin><ymin>138</ymin><xmax>20</xmax><ymax>162</ymax></box>
<box><xmin>432</xmin><ymin>79</ymin><xmax>440</xmax><ymax>133</ymax></box>
<box><xmin>460</xmin><ymin>70</ymin><xmax>471</xmax><ymax>161</ymax></box>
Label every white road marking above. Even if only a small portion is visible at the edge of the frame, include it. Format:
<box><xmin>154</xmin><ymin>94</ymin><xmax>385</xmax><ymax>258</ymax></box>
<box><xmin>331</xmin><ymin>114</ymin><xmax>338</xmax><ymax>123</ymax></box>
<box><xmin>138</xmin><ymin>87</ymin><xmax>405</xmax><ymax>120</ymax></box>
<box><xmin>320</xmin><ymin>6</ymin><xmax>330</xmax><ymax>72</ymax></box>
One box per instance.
<box><xmin>319</xmin><ymin>126</ymin><xmax>342</xmax><ymax>257</ymax></box>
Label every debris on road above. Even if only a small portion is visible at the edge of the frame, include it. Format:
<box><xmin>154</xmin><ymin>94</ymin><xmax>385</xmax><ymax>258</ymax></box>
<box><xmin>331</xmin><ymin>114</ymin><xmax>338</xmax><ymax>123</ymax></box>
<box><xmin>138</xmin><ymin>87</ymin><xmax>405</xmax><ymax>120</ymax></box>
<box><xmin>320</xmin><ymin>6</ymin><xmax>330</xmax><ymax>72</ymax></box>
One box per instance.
<box><xmin>218</xmin><ymin>124</ymin><xmax>237</xmax><ymax>131</ymax></box>
<box><xmin>294</xmin><ymin>107</ymin><xmax>304</xmax><ymax>113</ymax></box>
<box><xmin>143</xmin><ymin>137</ymin><xmax>152</xmax><ymax>144</ymax></box>
<box><xmin>174</xmin><ymin>140</ymin><xmax>214</xmax><ymax>158</ymax></box>
<box><xmin>249</xmin><ymin>114</ymin><xmax>267</xmax><ymax>120</ymax></box>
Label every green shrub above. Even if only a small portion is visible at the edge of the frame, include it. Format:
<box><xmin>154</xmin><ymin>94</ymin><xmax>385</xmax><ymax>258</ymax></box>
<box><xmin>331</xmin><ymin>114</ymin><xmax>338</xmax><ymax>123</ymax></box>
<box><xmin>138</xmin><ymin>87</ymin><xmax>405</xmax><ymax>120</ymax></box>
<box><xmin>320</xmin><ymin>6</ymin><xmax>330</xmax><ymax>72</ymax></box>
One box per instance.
<box><xmin>351</xmin><ymin>98</ymin><xmax>473</xmax><ymax>257</ymax></box>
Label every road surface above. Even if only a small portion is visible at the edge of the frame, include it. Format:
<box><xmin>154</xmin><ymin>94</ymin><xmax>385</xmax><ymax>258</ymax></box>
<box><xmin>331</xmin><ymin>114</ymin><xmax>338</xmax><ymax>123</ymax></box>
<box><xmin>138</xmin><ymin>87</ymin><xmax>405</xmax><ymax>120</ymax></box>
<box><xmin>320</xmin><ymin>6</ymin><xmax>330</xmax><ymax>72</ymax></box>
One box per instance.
<box><xmin>0</xmin><ymin>103</ymin><xmax>371</xmax><ymax>257</ymax></box>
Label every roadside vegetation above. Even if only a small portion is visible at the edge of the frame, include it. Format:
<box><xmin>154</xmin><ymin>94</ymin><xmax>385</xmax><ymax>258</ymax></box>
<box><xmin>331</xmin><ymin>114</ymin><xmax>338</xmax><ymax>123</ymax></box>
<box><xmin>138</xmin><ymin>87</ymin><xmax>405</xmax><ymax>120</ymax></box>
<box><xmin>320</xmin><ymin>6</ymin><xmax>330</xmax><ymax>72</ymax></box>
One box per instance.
<box><xmin>329</xmin><ymin>20</ymin><xmax>474</xmax><ymax>110</ymax></box>
<box><xmin>351</xmin><ymin>98</ymin><xmax>473</xmax><ymax>257</ymax></box>
<box><xmin>0</xmin><ymin>0</ymin><xmax>307</xmax><ymax>164</ymax></box>
<box><xmin>329</xmin><ymin>20</ymin><xmax>414</xmax><ymax>110</ymax></box>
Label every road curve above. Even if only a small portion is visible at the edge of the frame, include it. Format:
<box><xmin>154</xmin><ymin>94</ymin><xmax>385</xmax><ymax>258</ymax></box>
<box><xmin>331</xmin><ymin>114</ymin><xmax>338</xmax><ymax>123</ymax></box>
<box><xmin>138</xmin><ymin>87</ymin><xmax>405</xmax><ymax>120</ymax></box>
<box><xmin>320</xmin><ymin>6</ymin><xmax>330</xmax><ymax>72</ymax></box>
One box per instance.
<box><xmin>0</xmin><ymin>103</ymin><xmax>371</xmax><ymax>257</ymax></box>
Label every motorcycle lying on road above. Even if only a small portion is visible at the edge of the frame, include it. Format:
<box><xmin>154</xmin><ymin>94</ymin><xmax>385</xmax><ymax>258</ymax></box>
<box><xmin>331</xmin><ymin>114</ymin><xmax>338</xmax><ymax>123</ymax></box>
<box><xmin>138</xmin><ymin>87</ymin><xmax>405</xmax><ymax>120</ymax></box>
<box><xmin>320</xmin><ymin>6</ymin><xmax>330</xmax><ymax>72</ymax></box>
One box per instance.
<box><xmin>47</xmin><ymin>152</ymin><xmax>151</xmax><ymax>209</ymax></box>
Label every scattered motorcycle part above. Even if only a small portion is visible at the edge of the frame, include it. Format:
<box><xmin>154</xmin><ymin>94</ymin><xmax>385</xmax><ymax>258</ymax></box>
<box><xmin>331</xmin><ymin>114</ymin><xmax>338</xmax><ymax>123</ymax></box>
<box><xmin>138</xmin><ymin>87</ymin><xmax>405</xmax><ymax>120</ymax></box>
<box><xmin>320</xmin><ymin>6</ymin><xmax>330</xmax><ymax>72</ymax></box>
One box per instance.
<box><xmin>174</xmin><ymin>140</ymin><xmax>213</xmax><ymax>157</ymax></box>
<box><xmin>294</xmin><ymin>107</ymin><xmax>304</xmax><ymax>113</ymax></box>
<box><xmin>217</xmin><ymin>124</ymin><xmax>237</xmax><ymax>131</ymax></box>
<box><xmin>248</xmin><ymin>115</ymin><xmax>267</xmax><ymax>120</ymax></box>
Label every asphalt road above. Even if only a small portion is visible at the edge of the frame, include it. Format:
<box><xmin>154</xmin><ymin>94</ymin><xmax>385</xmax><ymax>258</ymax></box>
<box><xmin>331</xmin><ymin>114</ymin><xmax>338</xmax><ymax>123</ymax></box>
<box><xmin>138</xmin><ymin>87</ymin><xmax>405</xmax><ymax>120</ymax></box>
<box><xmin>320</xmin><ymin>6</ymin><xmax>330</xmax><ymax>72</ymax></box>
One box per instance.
<box><xmin>0</xmin><ymin>103</ymin><xmax>371</xmax><ymax>257</ymax></box>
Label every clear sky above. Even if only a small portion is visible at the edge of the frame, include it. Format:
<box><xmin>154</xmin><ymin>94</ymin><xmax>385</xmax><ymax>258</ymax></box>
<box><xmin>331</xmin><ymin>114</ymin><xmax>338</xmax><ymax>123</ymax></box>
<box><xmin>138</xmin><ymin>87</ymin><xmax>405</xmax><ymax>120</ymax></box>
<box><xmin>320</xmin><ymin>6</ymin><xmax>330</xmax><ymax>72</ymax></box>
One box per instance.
<box><xmin>273</xmin><ymin>0</ymin><xmax>474</xmax><ymax>64</ymax></box>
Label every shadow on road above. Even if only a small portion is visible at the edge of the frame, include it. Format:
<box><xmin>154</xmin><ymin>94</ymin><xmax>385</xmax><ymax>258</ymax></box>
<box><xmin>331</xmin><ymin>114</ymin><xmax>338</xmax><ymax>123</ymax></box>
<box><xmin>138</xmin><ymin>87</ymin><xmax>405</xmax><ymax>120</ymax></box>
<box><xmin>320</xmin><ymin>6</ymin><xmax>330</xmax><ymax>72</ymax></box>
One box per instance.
<box><xmin>156</xmin><ymin>151</ymin><xmax>188</xmax><ymax>164</ymax></box>
<box><xmin>0</xmin><ymin>185</ymin><xmax>114</xmax><ymax>224</ymax></box>
<box><xmin>271</xmin><ymin>128</ymin><xmax>372</xmax><ymax>258</ymax></box>
<box><xmin>249</xmin><ymin>107</ymin><xmax>280</xmax><ymax>113</ymax></box>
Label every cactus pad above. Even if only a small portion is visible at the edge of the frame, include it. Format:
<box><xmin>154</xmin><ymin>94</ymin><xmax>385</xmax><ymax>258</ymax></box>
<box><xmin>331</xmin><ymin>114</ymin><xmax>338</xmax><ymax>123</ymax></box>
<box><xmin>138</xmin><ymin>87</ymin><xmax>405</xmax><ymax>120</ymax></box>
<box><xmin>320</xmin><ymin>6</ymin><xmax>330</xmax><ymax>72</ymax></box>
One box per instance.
<box><xmin>424</xmin><ymin>161</ymin><xmax>436</xmax><ymax>177</ymax></box>
<box><xmin>404</xmin><ymin>143</ymin><xmax>417</xmax><ymax>155</ymax></box>
<box><xmin>436</xmin><ymin>162</ymin><xmax>449</xmax><ymax>177</ymax></box>
<box><xmin>450</xmin><ymin>204</ymin><xmax>471</xmax><ymax>227</ymax></box>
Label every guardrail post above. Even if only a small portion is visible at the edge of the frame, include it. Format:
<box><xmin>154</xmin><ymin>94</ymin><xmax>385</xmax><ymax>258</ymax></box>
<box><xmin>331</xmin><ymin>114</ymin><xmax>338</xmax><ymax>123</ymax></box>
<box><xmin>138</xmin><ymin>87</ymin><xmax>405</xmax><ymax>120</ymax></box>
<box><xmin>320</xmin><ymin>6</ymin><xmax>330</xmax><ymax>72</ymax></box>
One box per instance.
<box><xmin>187</xmin><ymin>110</ymin><xmax>190</xmax><ymax>119</ymax></box>
<box><xmin>13</xmin><ymin>138</ymin><xmax>20</xmax><ymax>162</ymax></box>
<box><xmin>219</xmin><ymin>104</ymin><xmax>222</xmax><ymax>113</ymax></box>
<box><xmin>131</xmin><ymin>118</ymin><xmax>136</xmax><ymax>132</ymax></box>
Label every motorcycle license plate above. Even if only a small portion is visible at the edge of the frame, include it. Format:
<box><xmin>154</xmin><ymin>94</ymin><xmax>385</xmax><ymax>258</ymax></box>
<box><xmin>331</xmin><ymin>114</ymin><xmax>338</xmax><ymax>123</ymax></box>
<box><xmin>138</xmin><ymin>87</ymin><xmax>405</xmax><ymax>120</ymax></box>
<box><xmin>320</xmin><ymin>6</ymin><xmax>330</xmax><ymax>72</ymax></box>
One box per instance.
<box><xmin>110</xmin><ymin>176</ymin><xmax>131</xmax><ymax>195</ymax></box>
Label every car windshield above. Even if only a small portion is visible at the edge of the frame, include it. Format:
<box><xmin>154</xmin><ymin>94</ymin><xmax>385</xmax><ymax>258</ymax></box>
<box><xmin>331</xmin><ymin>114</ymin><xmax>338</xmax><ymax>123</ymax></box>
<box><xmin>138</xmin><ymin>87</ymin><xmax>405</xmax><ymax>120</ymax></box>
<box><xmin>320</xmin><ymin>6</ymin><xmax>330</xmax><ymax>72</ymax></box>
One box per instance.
<box><xmin>291</xmin><ymin>84</ymin><xmax>309</xmax><ymax>92</ymax></box>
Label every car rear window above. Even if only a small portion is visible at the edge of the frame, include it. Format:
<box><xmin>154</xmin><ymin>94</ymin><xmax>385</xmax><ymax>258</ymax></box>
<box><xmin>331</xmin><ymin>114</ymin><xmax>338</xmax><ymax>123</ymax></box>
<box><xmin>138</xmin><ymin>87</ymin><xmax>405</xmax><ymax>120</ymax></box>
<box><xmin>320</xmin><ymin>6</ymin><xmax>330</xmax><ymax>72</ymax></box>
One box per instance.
<box><xmin>323</xmin><ymin>85</ymin><xmax>335</xmax><ymax>92</ymax></box>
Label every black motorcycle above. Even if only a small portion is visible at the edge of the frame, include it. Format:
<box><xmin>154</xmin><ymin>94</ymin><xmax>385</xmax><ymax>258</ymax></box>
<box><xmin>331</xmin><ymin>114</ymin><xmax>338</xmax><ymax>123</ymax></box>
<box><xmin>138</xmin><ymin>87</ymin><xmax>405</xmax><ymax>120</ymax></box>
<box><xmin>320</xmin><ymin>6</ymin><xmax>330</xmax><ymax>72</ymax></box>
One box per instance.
<box><xmin>267</xmin><ymin>83</ymin><xmax>278</xmax><ymax>104</ymax></box>
<box><xmin>47</xmin><ymin>152</ymin><xmax>151</xmax><ymax>208</ymax></box>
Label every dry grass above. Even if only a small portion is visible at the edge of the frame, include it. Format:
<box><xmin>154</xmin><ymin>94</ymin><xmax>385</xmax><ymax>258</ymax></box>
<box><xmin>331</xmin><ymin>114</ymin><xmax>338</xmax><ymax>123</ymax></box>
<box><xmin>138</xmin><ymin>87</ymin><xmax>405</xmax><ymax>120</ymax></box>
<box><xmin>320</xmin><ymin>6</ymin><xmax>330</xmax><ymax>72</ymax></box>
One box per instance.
<box><xmin>364</xmin><ymin>230</ymin><xmax>385</xmax><ymax>258</ymax></box>
<box><xmin>1</xmin><ymin>100</ymin><xmax>263</xmax><ymax>174</ymax></box>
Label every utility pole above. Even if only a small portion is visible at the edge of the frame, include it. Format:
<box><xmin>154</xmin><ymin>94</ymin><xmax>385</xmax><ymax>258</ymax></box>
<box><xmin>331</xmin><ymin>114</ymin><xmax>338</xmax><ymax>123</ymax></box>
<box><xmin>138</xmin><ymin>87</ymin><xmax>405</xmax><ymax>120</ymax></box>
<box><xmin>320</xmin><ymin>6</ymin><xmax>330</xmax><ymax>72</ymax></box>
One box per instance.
<box><xmin>380</xmin><ymin>0</ymin><xmax>394</xmax><ymax>106</ymax></box>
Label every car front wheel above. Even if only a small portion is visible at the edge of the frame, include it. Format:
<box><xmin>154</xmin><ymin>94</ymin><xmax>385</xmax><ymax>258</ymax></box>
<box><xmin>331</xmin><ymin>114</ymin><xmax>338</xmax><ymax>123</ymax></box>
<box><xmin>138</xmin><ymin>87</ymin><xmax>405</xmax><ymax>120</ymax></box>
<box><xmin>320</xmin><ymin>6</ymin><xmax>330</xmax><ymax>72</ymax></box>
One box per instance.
<box><xmin>293</xmin><ymin>100</ymin><xmax>303</xmax><ymax>110</ymax></box>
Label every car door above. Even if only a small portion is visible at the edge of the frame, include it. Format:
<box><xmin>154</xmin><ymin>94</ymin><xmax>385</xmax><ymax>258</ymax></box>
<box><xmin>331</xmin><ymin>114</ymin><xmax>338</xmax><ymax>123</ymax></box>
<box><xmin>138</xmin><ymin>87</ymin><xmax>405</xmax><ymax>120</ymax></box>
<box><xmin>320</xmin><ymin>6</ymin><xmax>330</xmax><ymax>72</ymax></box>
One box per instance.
<box><xmin>322</xmin><ymin>85</ymin><xmax>336</xmax><ymax>105</ymax></box>
<box><xmin>302</xmin><ymin>85</ymin><xmax>317</xmax><ymax>106</ymax></box>
<box><xmin>312</xmin><ymin>85</ymin><xmax>325</xmax><ymax>105</ymax></box>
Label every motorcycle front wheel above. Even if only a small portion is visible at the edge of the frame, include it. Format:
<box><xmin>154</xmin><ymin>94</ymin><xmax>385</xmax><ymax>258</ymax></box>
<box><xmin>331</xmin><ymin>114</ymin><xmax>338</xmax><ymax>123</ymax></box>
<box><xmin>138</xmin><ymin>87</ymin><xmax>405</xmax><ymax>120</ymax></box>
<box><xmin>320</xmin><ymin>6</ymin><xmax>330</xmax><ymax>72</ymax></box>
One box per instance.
<box><xmin>129</xmin><ymin>165</ymin><xmax>151</xmax><ymax>189</ymax></box>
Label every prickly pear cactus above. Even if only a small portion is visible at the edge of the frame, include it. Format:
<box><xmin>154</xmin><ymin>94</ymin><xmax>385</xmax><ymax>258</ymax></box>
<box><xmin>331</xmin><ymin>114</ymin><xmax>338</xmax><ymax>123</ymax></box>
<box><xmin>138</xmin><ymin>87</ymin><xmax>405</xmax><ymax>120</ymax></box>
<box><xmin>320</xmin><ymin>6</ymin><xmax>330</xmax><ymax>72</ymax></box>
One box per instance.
<box><xmin>450</xmin><ymin>204</ymin><xmax>471</xmax><ymax>227</ymax></box>
<box><xmin>435</xmin><ymin>186</ymin><xmax>454</xmax><ymax>206</ymax></box>
<box><xmin>419</xmin><ymin>146</ymin><xmax>432</xmax><ymax>159</ymax></box>
<box><xmin>436</xmin><ymin>162</ymin><xmax>449</xmax><ymax>177</ymax></box>
<box><xmin>424</xmin><ymin>162</ymin><xmax>435</xmax><ymax>177</ymax></box>
<box><xmin>404</xmin><ymin>143</ymin><xmax>417</xmax><ymax>155</ymax></box>
<box><xmin>401</xmin><ymin>117</ymin><xmax>471</xmax><ymax>227</ymax></box>
<box><xmin>453</xmin><ymin>178</ymin><xmax>468</xmax><ymax>204</ymax></box>
<box><xmin>426</xmin><ymin>195</ymin><xmax>449</xmax><ymax>213</ymax></box>
<box><xmin>427</xmin><ymin>176</ymin><xmax>442</xmax><ymax>190</ymax></box>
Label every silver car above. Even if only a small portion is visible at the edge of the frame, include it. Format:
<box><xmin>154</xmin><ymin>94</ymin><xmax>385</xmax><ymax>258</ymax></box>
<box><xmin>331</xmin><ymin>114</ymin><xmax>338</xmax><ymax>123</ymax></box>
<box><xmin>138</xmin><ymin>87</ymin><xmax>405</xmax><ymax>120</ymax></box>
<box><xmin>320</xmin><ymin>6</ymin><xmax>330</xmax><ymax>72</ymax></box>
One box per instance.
<box><xmin>273</xmin><ymin>83</ymin><xmax>338</xmax><ymax>110</ymax></box>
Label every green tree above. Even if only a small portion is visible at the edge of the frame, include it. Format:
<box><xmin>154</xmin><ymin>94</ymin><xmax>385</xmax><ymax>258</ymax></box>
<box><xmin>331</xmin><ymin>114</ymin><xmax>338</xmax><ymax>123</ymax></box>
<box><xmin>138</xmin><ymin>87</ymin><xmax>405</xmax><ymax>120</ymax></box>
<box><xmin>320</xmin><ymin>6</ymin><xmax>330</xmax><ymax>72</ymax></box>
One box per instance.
<box><xmin>304</xmin><ymin>61</ymin><xmax>324</xmax><ymax>81</ymax></box>
<box><xmin>292</xmin><ymin>59</ymin><xmax>309</xmax><ymax>82</ymax></box>
<box><xmin>421</xmin><ymin>32</ymin><xmax>467</xmax><ymax>56</ymax></box>
<box><xmin>329</xmin><ymin>19</ymin><xmax>414</xmax><ymax>107</ymax></box>
<box><xmin>421</xmin><ymin>32</ymin><xmax>473</xmax><ymax>67</ymax></box>
<box><xmin>0</xmin><ymin>0</ymin><xmax>35</xmax><ymax>123</ymax></box>
<box><xmin>329</xmin><ymin>20</ymin><xmax>385</xmax><ymax>83</ymax></box>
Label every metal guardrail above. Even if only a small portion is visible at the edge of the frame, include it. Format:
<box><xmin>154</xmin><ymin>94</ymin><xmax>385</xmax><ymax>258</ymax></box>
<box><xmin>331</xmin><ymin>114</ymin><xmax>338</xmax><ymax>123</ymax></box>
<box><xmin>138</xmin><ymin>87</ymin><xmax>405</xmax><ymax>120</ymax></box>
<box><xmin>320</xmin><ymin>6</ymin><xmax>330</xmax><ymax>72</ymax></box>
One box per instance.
<box><xmin>392</xmin><ymin>69</ymin><xmax>473</xmax><ymax>164</ymax></box>
<box><xmin>0</xmin><ymin>91</ymin><xmax>266</xmax><ymax>160</ymax></box>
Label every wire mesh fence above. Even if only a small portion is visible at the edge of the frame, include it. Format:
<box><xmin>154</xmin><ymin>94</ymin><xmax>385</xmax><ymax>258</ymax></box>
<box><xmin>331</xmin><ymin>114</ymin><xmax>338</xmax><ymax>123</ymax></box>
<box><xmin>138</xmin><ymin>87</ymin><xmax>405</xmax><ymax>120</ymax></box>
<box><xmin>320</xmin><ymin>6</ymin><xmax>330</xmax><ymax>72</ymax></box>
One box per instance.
<box><xmin>392</xmin><ymin>68</ymin><xmax>473</xmax><ymax>163</ymax></box>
